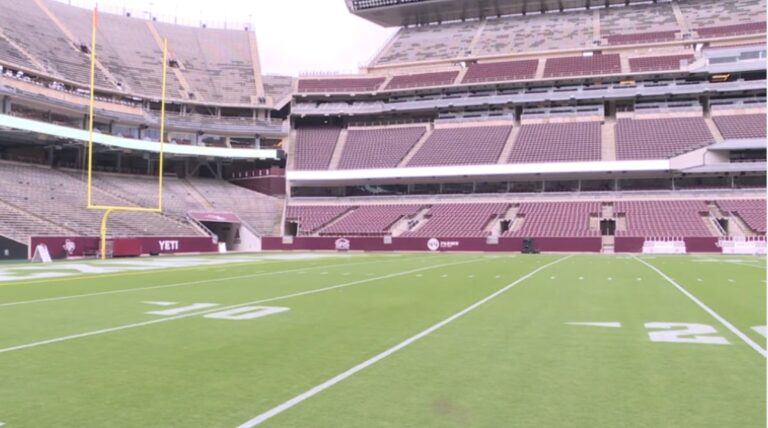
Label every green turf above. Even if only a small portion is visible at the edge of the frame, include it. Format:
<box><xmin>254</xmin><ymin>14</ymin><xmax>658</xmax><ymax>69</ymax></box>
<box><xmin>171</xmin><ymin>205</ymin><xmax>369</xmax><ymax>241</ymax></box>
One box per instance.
<box><xmin>0</xmin><ymin>253</ymin><xmax>764</xmax><ymax>427</ymax></box>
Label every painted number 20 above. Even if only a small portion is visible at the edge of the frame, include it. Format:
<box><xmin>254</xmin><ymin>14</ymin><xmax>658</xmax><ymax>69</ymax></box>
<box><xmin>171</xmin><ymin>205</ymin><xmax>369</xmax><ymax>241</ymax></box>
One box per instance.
<box><xmin>645</xmin><ymin>322</ymin><xmax>730</xmax><ymax>345</ymax></box>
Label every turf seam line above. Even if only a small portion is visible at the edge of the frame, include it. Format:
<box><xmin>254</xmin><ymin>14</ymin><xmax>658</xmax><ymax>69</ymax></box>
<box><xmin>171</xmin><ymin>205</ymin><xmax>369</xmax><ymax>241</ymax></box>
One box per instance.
<box><xmin>235</xmin><ymin>255</ymin><xmax>572</xmax><ymax>427</ymax></box>
<box><xmin>0</xmin><ymin>256</ymin><xmax>415</xmax><ymax>308</ymax></box>
<box><xmin>0</xmin><ymin>257</ymin><xmax>481</xmax><ymax>355</ymax></box>
<box><xmin>633</xmin><ymin>256</ymin><xmax>767</xmax><ymax>358</ymax></box>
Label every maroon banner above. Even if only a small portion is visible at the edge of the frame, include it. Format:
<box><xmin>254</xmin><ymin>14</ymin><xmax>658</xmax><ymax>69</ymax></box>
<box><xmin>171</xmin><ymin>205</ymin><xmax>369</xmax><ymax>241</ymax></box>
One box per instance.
<box><xmin>262</xmin><ymin>236</ymin><xmax>601</xmax><ymax>253</ymax></box>
<box><xmin>683</xmin><ymin>237</ymin><xmax>721</xmax><ymax>253</ymax></box>
<box><xmin>29</xmin><ymin>236</ymin><xmax>218</xmax><ymax>259</ymax></box>
<box><xmin>614</xmin><ymin>237</ymin><xmax>645</xmax><ymax>253</ymax></box>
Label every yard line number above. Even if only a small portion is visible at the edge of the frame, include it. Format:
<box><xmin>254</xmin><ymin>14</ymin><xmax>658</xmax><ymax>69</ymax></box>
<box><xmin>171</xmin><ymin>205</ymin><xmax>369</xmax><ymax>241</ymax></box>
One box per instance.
<box><xmin>144</xmin><ymin>301</ymin><xmax>289</xmax><ymax>321</ymax></box>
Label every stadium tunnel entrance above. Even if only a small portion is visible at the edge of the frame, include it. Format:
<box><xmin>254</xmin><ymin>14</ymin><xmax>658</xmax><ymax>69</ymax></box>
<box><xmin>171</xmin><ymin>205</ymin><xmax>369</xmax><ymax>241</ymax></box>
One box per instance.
<box><xmin>188</xmin><ymin>212</ymin><xmax>261</xmax><ymax>252</ymax></box>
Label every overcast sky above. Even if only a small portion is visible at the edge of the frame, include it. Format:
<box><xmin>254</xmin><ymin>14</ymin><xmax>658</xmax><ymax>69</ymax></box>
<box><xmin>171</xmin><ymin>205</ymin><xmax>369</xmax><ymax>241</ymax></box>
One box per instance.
<box><xmin>60</xmin><ymin>0</ymin><xmax>397</xmax><ymax>76</ymax></box>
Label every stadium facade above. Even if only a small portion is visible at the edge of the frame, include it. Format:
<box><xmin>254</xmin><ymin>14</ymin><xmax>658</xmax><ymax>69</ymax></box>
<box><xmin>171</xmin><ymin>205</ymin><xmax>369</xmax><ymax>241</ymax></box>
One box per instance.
<box><xmin>0</xmin><ymin>0</ymin><xmax>765</xmax><ymax>259</ymax></box>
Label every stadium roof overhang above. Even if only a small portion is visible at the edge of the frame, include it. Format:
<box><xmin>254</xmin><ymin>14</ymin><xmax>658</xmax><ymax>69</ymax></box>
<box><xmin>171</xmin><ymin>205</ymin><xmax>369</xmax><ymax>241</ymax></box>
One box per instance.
<box><xmin>0</xmin><ymin>114</ymin><xmax>281</xmax><ymax>160</ymax></box>
<box><xmin>347</xmin><ymin>0</ymin><xmax>660</xmax><ymax>27</ymax></box>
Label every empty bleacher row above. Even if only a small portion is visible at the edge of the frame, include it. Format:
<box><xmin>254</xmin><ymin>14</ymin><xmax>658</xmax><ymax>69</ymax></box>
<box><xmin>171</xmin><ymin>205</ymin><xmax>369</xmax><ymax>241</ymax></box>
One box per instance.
<box><xmin>615</xmin><ymin>117</ymin><xmax>715</xmax><ymax>160</ymax></box>
<box><xmin>339</xmin><ymin>126</ymin><xmax>426</xmax><ymax>169</ymax></box>
<box><xmin>298</xmin><ymin>49</ymin><xmax>706</xmax><ymax>93</ymax></box>
<box><xmin>504</xmin><ymin>202</ymin><xmax>600</xmax><ymax>238</ymax></box>
<box><xmin>717</xmin><ymin>199</ymin><xmax>766</xmax><ymax>233</ymax></box>
<box><xmin>0</xmin><ymin>0</ymin><xmax>262</xmax><ymax>104</ymax></box>
<box><xmin>292</xmin><ymin>112</ymin><xmax>759</xmax><ymax>169</ymax></box>
<box><xmin>407</xmin><ymin>125</ymin><xmax>513</xmax><ymax>167</ymax></box>
<box><xmin>712</xmin><ymin>114</ymin><xmax>766</xmax><ymax>139</ymax></box>
<box><xmin>285</xmin><ymin>199</ymin><xmax>766</xmax><ymax>238</ymax></box>
<box><xmin>0</xmin><ymin>162</ymin><xmax>283</xmax><ymax>243</ymax></box>
<box><xmin>369</xmin><ymin>0</ymin><xmax>764</xmax><ymax>66</ymax></box>
<box><xmin>0</xmin><ymin>162</ymin><xmax>200</xmax><ymax>238</ymax></box>
<box><xmin>614</xmin><ymin>200</ymin><xmax>712</xmax><ymax>237</ymax></box>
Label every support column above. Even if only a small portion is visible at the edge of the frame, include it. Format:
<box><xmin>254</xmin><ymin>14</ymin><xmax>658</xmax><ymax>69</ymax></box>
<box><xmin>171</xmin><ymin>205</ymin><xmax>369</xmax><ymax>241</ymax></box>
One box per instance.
<box><xmin>2</xmin><ymin>95</ymin><xmax>11</xmax><ymax>114</ymax></box>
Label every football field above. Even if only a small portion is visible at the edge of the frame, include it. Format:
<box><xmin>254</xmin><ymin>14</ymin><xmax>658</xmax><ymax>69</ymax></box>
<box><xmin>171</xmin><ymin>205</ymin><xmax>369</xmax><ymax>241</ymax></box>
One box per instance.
<box><xmin>0</xmin><ymin>253</ymin><xmax>764</xmax><ymax>427</ymax></box>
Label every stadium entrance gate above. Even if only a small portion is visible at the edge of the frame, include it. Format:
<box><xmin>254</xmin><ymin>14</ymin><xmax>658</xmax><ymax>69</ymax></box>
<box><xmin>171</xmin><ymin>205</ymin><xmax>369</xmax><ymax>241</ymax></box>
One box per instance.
<box><xmin>0</xmin><ymin>236</ymin><xmax>27</xmax><ymax>260</ymax></box>
<box><xmin>188</xmin><ymin>212</ymin><xmax>261</xmax><ymax>252</ymax></box>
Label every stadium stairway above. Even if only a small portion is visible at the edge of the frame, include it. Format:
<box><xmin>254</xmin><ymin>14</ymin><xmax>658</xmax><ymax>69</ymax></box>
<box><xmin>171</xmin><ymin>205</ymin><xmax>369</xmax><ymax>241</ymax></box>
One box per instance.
<box><xmin>34</xmin><ymin>0</ymin><xmax>119</xmax><ymax>89</ymax></box>
<box><xmin>592</xmin><ymin>10</ymin><xmax>601</xmax><ymax>41</ymax></box>
<box><xmin>246</xmin><ymin>31</ymin><xmax>266</xmax><ymax>101</ymax></box>
<box><xmin>398</xmin><ymin>125</ymin><xmax>435</xmax><ymax>167</ymax></box>
<box><xmin>671</xmin><ymin>2</ymin><xmax>692</xmax><ymax>34</ymax></box>
<box><xmin>0</xmin><ymin>29</ymin><xmax>47</xmax><ymax>73</ymax></box>
<box><xmin>702</xmin><ymin>212</ymin><xmax>724</xmax><ymax>237</ymax></box>
<box><xmin>328</xmin><ymin>128</ymin><xmax>349</xmax><ymax>170</ymax></box>
<box><xmin>619</xmin><ymin>54</ymin><xmax>631</xmax><ymax>74</ymax></box>
<box><xmin>497</xmin><ymin>126</ymin><xmax>521</xmax><ymax>164</ymax></box>
<box><xmin>534</xmin><ymin>59</ymin><xmax>546</xmax><ymax>80</ymax></box>
<box><xmin>145</xmin><ymin>20</ymin><xmax>193</xmax><ymax>100</ymax></box>
<box><xmin>182</xmin><ymin>179</ymin><xmax>216</xmax><ymax>210</ymax></box>
<box><xmin>601</xmin><ymin>119</ymin><xmax>617</xmax><ymax>161</ymax></box>
<box><xmin>312</xmin><ymin>208</ymin><xmax>357</xmax><ymax>236</ymax></box>
<box><xmin>727</xmin><ymin>212</ymin><xmax>758</xmax><ymax>237</ymax></box>
<box><xmin>704</xmin><ymin>117</ymin><xmax>726</xmax><ymax>143</ymax></box>
<box><xmin>466</xmin><ymin>19</ymin><xmax>488</xmax><ymax>55</ymax></box>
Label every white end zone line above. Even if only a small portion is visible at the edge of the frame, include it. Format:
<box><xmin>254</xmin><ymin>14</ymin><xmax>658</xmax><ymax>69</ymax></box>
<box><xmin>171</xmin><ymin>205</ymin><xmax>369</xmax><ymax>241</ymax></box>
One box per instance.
<box><xmin>633</xmin><ymin>256</ymin><xmax>767</xmax><ymax>358</ymax></box>
<box><xmin>236</xmin><ymin>255</ymin><xmax>572</xmax><ymax>427</ymax></box>
<box><xmin>0</xmin><ymin>256</ymin><xmax>417</xmax><ymax>309</ymax></box>
<box><xmin>0</xmin><ymin>258</ymin><xmax>484</xmax><ymax>355</ymax></box>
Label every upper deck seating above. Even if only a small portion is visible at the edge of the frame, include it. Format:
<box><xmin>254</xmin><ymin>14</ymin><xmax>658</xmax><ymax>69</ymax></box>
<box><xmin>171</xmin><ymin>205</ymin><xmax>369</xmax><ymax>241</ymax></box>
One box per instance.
<box><xmin>713</xmin><ymin>114</ymin><xmax>767</xmax><ymax>139</ymax></box>
<box><xmin>615</xmin><ymin>117</ymin><xmax>714</xmax><ymax>160</ymax></box>
<box><xmin>508</xmin><ymin>122</ymin><xmax>601</xmax><ymax>164</ymax></box>
<box><xmin>339</xmin><ymin>126</ymin><xmax>427</xmax><ymax>169</ymax></box>
<box><xmin>294</xmin><ymin>127</ymin><xmax>342</xmax><ymax>170</ymax></box>
<box><xmin>406</xmin><ymin>124</ymin><xmax>513</xmax><ymax>167</ymax></box>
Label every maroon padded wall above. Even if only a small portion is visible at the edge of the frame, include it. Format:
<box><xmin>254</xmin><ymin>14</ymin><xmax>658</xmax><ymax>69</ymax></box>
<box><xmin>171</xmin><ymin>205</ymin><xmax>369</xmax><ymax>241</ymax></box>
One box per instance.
<box><xmin>29</xmin><ymin>236</ymin><xmax>218</xmax><ymax>259</ymax></box>
<box><xmin>615</xmin><ymin>237</ymin><xmax>645</xmax><ymax>253</ymax></box>
<box><xmin>683</xmin><ymin>237</ymin><xmax>721</xmax><ymax>253</ymax></box>
<box><xmin>230</xmin><ymin>176</ymin><xmax>286</xmax><ymax>196</ymax></box>
<box><xmin>262</xmin><ymin>236</ymin><xmax>601</xmax><ymax>253</ymax></box>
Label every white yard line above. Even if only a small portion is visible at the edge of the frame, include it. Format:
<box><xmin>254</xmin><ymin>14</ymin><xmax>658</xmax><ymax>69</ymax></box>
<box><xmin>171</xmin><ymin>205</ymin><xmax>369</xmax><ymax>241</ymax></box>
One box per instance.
<box><xmin>0</xmin><ymin>258</ymin><xmax>483</xmax><ymax>355</ymax></box>
<box><xmin>0</xmin><ymin>257</ymin><xmax>413</xmax><ymax>309</ymax></box>
<box><xmin>728</xmin><ymin>261</ymin><xmax>767</xmax><ymax>270</ymax></box>
<box><xmin>633</xmin><ymin>256</ymin><xmax>767</xmax><ymax>358</ymax></box>
<box><xmin>236</xmin><ymin>255</ymin><xmax>572</xmax><ymax>427</ymax></box>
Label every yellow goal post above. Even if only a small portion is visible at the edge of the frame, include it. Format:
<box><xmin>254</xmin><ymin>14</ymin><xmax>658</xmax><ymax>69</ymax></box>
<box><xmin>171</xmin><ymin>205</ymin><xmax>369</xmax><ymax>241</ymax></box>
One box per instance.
<box><xmin>84</xmin><ymin>7</ymin><xmax>169</xmax><ymax>259</ymax></box>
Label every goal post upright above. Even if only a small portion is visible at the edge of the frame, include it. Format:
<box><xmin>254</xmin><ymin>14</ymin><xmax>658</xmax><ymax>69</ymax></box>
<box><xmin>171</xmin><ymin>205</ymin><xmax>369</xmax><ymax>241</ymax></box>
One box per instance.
<box><xmin>84</xmin><ymin>6</ymin><xmax>169</xmax><ymax>259</ymax></box>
